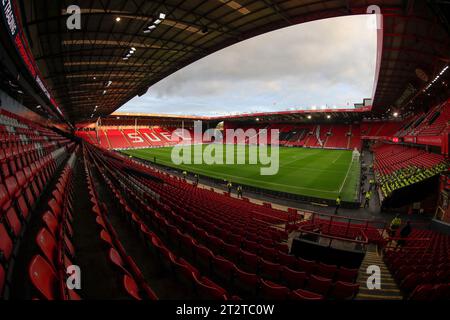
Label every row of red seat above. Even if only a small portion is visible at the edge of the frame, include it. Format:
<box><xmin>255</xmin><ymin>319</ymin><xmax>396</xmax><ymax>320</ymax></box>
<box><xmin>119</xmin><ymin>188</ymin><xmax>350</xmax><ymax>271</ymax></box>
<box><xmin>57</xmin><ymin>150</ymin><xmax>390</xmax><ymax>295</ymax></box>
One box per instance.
<box><xmin>384</xmin><ymin>229</ymin><xmax>450</xmax><ymax>300</ymax></box>
<box><xmin>280</xmin><ymin>124</ymin><xmax>361</xmax><ymax>150</ymax></box>
<box><xmin>396</xmin><ymin>99</ymin><xmax>449</xmax><ymax>137</ymax></box>
<box><xmin>372</xmin><ymin>143</ymin><xmax>446</xmax><ymax>176</ymax></box>
<box><xmin>0</xmin><ymin>110</ymin><xmax>75</xmax><ymax>299</ymax></box>
<box><xmin>28</xmin><ymin>152</ymin><xmax>81</xmax><ymax>299</ymax></box>
<box><xmin>84</xmin><ymin>147</ymin><xmax>158</xmax><ymax>300</ymax></box>
<box><xmin>77</xmin><ymin>127</ymin><xmax>184</xmax><ymax>150</ymax></box>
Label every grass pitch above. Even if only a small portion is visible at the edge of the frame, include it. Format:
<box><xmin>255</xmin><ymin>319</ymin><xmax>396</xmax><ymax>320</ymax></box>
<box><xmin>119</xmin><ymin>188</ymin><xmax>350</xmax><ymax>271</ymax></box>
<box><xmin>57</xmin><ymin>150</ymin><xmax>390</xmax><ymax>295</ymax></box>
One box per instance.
<box><xmin>122</xmin><ymin>145</ymin><xmax>360</xmax><ymax>202</ymax></box>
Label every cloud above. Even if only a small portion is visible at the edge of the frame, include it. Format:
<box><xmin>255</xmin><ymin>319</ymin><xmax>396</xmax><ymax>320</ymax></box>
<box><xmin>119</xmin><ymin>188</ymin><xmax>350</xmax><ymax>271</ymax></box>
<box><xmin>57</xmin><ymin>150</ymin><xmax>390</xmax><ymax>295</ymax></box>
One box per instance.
<box><xmin>118</xmin><ymin>15</ymin><xmax>376</xmax><ymax>116</ymax></box>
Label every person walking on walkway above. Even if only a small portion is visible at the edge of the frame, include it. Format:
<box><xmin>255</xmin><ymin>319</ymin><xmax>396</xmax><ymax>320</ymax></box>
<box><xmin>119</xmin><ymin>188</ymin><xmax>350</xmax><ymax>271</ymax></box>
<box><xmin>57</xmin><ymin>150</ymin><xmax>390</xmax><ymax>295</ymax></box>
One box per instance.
<box><xmin>364</xmin><ymin>190</ymin><xmax>371</xmax><ymax>208</ymax></box>
<box><xmin>237</xmin><ymin>185</ymin><xmax>243</xmax><ymax>198</ymax></box>
<box><xmin>227</xmin><ymin>181</ymin><xmax>232</xmax><ymax>194</ymax></box>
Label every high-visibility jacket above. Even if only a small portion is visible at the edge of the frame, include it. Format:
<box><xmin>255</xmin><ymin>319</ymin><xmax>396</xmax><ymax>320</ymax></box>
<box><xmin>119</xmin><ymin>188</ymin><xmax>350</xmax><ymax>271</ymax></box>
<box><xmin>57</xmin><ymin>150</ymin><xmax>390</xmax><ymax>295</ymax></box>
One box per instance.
<box><xmin>390</xmin><ymin>217</ymin><xmax>401</xmax><ymax>229</ymax></box>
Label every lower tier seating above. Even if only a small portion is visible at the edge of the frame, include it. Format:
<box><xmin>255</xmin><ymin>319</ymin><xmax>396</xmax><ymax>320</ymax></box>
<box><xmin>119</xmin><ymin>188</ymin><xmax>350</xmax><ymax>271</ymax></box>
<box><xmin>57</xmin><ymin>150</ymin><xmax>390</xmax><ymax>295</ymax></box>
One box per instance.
<box><xmin>372</xmin><ymin>143</ymin><xmax>447</xmax><ymax>197</ymax></box>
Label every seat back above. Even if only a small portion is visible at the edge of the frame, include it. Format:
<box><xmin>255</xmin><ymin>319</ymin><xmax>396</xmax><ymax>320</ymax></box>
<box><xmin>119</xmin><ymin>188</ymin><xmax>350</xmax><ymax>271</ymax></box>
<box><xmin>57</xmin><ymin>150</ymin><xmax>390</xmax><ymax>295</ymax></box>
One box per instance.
<box><xmin>36</xmin><ymin>228</ymin><xmax>57</xmax><ymax>265</ymax></box>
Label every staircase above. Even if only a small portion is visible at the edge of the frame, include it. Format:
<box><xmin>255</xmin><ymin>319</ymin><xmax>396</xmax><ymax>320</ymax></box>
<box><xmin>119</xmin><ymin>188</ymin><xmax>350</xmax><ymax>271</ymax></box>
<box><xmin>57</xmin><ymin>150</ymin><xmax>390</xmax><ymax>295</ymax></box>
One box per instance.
<box><xmin>103</xmin><ymin>130</ymin><xmax>112</xmax><ymax>149</ymax></box>
<box><xmin>355</xmin><ymin>246</ymin><xmax>403</xmax><ymax>300</ymax></box>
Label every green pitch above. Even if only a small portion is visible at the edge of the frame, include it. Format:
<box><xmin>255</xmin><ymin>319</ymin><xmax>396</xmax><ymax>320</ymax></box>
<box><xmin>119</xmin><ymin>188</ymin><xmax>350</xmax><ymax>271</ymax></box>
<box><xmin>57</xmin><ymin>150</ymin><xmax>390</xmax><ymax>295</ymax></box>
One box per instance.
<box><xmin>122</xmin><ymin>145</ymin><xmax>360</xmax><ymax>202</ymax></box>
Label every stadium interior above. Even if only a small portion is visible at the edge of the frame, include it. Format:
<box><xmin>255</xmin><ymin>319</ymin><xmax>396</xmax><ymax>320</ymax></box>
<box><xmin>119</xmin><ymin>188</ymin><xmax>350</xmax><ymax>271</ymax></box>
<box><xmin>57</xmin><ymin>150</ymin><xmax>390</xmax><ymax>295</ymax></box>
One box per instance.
<box><xmin>0</xmin><ymin>0</ymin><xmax>449</xmax><ymax>302</ymax></box>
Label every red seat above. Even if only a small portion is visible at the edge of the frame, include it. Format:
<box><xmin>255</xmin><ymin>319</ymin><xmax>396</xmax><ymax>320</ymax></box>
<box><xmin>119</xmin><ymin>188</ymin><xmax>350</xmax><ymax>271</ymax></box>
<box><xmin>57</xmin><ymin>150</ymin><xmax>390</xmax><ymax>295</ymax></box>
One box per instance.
<box><xmin>64</xmin><ymin>235</ymin><xmax>75</xmax><ymax>258</ymax></box>
<box><xmin>123</xmin><ymin>274</ymin><xmax>142</xmax><ymax>300</ymax></box>
<box><xmin>297</xmin><ymin>258</ymin><xmax>316</xmax><ymax>274</ymax></box>
<box><xmin>100</xmin><ymin>230</ymin><xmax>113</xmax><ymax>247</ymax></box>
<box><xmin>290</xmin><ymin>288</ymin><xmax>324</xmax><ymax>300</ymax></box>
<box><xmin>42</xmin><ymin>211</ymin><xmax>59</xmax><ymax>237</ymax></box>
<box><xmin>172</xmin><ymin>257</ymin><xmax>198</xmax><ymax>285</ymax></box>
<box><xmin>28</xmin><ymin>255</ymin><xmax>58</xmax><ymax>300</ymax></box>
<box><xmin>36</xmin><ymin>228</ymin><xmax>57</xmax><ymax>266</ymax></box>
<box><xmin>194</xmin><ymin>244</ymin><xmax>214</xmax><ymax>273</ymax></box>
<box><xmin>17</xmin><ymin>170</ymin><xmax>34</xmax><ymax>208</ymax></box>
<box><xmin>278</xmin><ymin>251</ymin><xmax>298</xmax><ymax>269</ymax></box>
<box><xmin>48</xmin><ymin>198</ymin><xmax>61</xmax><ymax>219</ymax></box>
<box><xmin>336</xmin><ymin>267</ymin><xmax>358</xmax><ymax>283</ymax></box>
<box><xmin>222</xmin><ymin>242</ymin><xmax>239</xmax><ymax>259</ymax></box>
<box><xmin>233</xmin><ymin>265</ymin><xmax>260</xmax><ymax>296</ymax></box>
<box><xmin>307</xmin><ymin>274</ymin><xmax>332</xmax><ymax>296</ymax></box>
<box><xmin>0</xmin><ymin>263</ymin><xmax>5</xmax><ymax>296</ymax></box>
<box><xmin>108</xmin><ymin>247</ymin><xmax>131</xmax><ymax>276</ymax></box>
<box><xmin>281</xmin><ymin>266</ymin><xmax>307</xmax><ymax>289</ymax></box>
<box><xmin>260</xmin><ymin>245</ymin><xmax>278</xmax><ymax>261</ymax></box>
<box><xmin>400</xmin><ymin>273</ymin><xmax>422</xmax><ymax>294</ymax></box>
<box><xmin>329</xmin><ymin>281</ymin><xmax>359</xmax><ymax>300</ymax></box>
<box><xmin>409</xmin><ymin>284</ymin><xmax>434</xmax><ymax>300</ymax></box>
<box><xmin>315</xmin><ymin>262</ymin><xmax>337</xmax><ymax>279</ymax></box>
<box><xmin>5</xmin><ymin>207</ymin><xmax>22</xmax><ymax>237</ymax></box>
<box><xmin>211</xmin><ymin>255</ymin><xmax>235</xmax><ymax>284</ymax></box>
<box><xmin>260</xmin><ymin>279</ymin><xmax>289</xmax><ymax>300</ymax></box>
<box><xmin>0</xmin><ymin>184</ymin><xmax>10</xmax><ymax>210</ymax></box>
<box><xmin>240</xmin><ymin>249</ymin><xmax>258</xmax><ymax>273</ymax></box>
<box><xmin>0</xmin><ymin>222</ymin><xmax>13</xmax><ymax>262</ymax></box>
<box><xmin>259</xmin><ymin>258</ymin><xmax>281</xmax><ymax>280</ymax></box>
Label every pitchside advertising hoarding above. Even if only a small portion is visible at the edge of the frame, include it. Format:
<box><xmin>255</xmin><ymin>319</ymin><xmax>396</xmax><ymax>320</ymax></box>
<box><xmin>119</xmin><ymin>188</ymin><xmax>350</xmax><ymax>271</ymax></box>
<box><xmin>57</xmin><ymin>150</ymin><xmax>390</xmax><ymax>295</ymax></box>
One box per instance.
<box><xmin>1</xmin><ymin>0</ymin><xmax>64</xmax><ymax>117</ymax></box>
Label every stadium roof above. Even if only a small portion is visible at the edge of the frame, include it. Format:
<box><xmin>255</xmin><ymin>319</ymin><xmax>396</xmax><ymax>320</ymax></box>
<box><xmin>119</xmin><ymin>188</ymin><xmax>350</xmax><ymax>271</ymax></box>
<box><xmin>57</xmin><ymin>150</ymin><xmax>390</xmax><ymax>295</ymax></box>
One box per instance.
<box><xmin>6</xmin><ymin>0</ymin><xmax>450</xmax><ymax>122</ymax></box>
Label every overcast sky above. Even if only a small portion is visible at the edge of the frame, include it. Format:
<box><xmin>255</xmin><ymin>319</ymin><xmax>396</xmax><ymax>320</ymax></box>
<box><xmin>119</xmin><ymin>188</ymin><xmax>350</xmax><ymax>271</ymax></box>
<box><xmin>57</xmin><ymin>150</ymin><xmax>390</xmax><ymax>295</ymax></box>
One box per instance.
<box><xmin>118</xmin><ymin>15</ymin><xmax>377</xmax><ymax>116</ymax></box>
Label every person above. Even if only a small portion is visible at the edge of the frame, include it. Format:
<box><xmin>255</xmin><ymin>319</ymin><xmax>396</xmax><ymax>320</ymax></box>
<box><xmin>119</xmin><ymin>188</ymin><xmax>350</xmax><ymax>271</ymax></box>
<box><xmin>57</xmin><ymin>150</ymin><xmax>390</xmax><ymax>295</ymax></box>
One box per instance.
<box><xmin>389</xmin><ymin>215</ymin><xmax>402</xmax><ymax>237</ymax></box>
<box><xmin>334</xmin><ymin>195</ymin><xmax>341</xmax><ymax>214</ymax></box>
<box><xmin>364</xmin><ymin>190</ymin><xmax>371</xmax><ymax>208</ymax></box>
<box><xmin>237</xmin><ymin>185</ymin><xmax>243</xmax><ymax>198</ymax></box>
<box><xmin>397</xmin><ymin>220</ymin><xmax>412</xmax><ymax>248</ymax></box>
<box><xmin>227</xmin><ymin>181</ymin><xmax>232</xmax><ymax>194</ymax></box>
<box><xmin>182</xmin><ymin>170</ymin><xmax>187</xmax><ymax>180</ymax></box>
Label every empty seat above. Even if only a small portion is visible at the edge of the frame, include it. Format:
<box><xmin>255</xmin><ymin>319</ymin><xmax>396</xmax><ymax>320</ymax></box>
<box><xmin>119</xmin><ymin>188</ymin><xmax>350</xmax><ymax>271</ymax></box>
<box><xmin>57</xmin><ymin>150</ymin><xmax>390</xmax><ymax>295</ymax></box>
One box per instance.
<box><xmin>409</xmin><ymin>284</ymin><xmax>434</xmax><ymax>301</ymax></box>
<box><xmin>297</xmin><ymin>258</ymin><xmax>316</xmax><ymax>274</ymax></box>
<box><xmin>36</xmin><ymin>228</ymin><xmax>57</xmax><ymax>266</ymax></box>
<box><xmin>28</xmin><ymin>255</ymin><xmax>58</xmax><ymax>300</ymax></box>
<box><xmin>211</xmin><ymin>255</ymin><xmax>235</xmax><ymax>285</ymax></box>
<box><xmin>0</xmin><ymin>222</ymin><xmax>14</xmax><ymax>262</ymax></box>
<box><xmin>278</xmin><ymin>251</ymin><xmax>298</xmax><ymax>269</ymax></box>
<box><xmin>172</xmin><ymin>257</ymin><xmax>198</xmax><ymax>287</ymax></box>
<box><xmin>0</xmin><ymin>263</ymin><xmax>5</xmax><ymax>297</ymax></box>
<box><xmin>232</xmin><ymin>265</ymin><xmax>260</xmax><ymax>297</ymax></box>
<box><xmin>42</xmin><ymin>211</ymin><xmax>59</xmax><ymax>237</ymax></box>
<box><xmin>307</xmin><ymin>275</ymin><xmax>332</xmax><ymax>296</ymax></box>
<box><xmin>123</xmin><ymin>274</ymin><xmax>142</xmax><ymax>300</ymax></box>
<box><xmin>193</xmin><ymin>273</ymin><xmax>227</xmax><ymax>300</ymax></box>
<box><xmin>281</xmin><ymin>266</ymin><xmax>307</xmax><ymax>289</ymax></box>
<box><xmin>5</xmin><ymin>207</ymin><xmax>22</xmax><ymax>237</ymax></box>
<box><xmin>336</xmin><ymin>267</ymin><xmax>358</xmax><ymax>283</ymax></box>
<box><xmin>108</xmin><ymin>247</ymin><xmax>131</xmax><ymax>276</ymax></box>
<box><xmin>240</xmin><ymin>249</ymin><xmax>258</xmax><ymax>273</ymax></box>
<box><xmin>259</xmin><ymin>258</ymin><xmax>281</xmax><ymax>281</ymax></box>
<box><xmin>315</xmin><ymin>262</ymin><xmax>337</xmax><ymax>279</ymax></box>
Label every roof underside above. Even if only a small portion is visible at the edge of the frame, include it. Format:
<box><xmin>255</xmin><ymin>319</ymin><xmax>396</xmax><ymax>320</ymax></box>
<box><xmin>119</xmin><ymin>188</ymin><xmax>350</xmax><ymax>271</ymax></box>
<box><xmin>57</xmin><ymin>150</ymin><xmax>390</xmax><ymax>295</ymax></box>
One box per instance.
<box><xmin>19</xmin><ymin>0</ymin><xmax>449</xmax><ymax>123</ymax></box>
